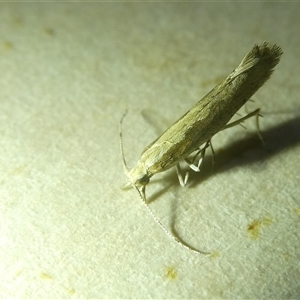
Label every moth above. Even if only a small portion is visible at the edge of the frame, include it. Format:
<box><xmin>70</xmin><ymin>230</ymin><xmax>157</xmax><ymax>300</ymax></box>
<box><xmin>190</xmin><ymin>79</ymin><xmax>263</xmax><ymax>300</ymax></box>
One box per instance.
<box><xmin>120</xmin><ymin>42</ymin><xmax>283</xmax><ymax>254</ymax></box>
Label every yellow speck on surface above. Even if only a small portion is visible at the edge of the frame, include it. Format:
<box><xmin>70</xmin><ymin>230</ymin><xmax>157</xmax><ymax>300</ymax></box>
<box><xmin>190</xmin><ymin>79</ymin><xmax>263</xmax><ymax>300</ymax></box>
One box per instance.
<box><xmin>39</xmin><ymin>272</ymin><xmax>53</xmax><ymax>280</ymax></box>
<box><xmin>281</xmin><ymin>252</ymin><xmax>291</xmax><ymax>262</ymax></box>
<box><xmin>67</xmin><ymin>287</ymin><xmax>75</xmax><ymax>295</ymax></box>
<box><xmin>247</xmin><ymin>217</ymin><xmax>272</xmax><ymax>240</ymax></box>
<box><xmin>44</xmin><ymin>27</ymin><xmax>55</xmax><ymax>36</ymax></box>
<box><xmin>209</xmin><ymin>251</ymin><xmax>220</xmax><ymax>259</ymax></box>
<box><xmin>12</xmin><ymin>17</ymin><xmax>22</xmax><ymax>27</ymax></box>
<box><xmin>1</xmin><ymin>41</ymin><xmax>13</xmax><ymax>50</ymax></box>
<box><xmin>8</xmin><ymin>165</ymin><xmax>27</xmax><ymax>176</ymax></box>
<box><xmin>164</xmin><ymin>266</ymin><xmax>177</xmax><ymax>281</ymax></box>
<box><xmin>292</xmin><ymin>208</ymin><xmax>300</xmax><ymax>214</ymax></box>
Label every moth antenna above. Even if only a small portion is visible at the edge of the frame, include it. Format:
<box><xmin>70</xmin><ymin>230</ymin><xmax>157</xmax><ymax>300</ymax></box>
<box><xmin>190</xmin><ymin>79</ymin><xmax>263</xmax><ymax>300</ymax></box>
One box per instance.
<box><xmin>133</xmin><ymin>183</ymin><xmax>210</xmax><ymax>255</ymax></box>
<box><xmin>120</xmin><ymin>111</ymin><xmax>210</xmax><ymax>255</ymax></box>
<box><xmin>119</xmin><ymin>110</ymin><xmax>130</xmax><ymax>173</ymax></box>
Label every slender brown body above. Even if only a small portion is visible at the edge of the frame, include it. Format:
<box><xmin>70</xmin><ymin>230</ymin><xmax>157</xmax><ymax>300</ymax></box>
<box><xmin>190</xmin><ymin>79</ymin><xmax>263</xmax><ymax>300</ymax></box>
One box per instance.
<box><xmin>125</xmin><ymin>42</ymin><xmax>282</xmax><ymax>192</ymax></box>
<box><xmin>120</xmin><ymin>42</ymin><xmax>283</xmax><ymax>254</ymax></box>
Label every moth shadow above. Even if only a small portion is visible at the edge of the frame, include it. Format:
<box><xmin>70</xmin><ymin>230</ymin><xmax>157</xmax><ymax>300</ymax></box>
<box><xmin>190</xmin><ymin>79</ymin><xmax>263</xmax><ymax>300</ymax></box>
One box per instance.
<box><xmin>187</xmin><ymin>114</ymin><xmax>300</xmax><ymax>186</ymax></box>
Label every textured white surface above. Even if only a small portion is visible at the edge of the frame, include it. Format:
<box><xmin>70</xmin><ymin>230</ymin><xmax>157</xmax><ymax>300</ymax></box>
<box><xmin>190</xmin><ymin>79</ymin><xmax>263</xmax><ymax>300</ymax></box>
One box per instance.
<box><xmin>0</xmin><ymin>2</ymin><xmax>299</xmax><ymax>298</ymax></box>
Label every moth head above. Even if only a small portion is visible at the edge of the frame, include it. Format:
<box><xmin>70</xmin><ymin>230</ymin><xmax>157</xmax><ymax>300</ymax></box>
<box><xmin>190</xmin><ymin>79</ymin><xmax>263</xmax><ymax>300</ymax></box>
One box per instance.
<box><xmin>121</xmin><ymin>163</ymin><xmax>151</xmax><ymax>200</ymax></box>
<box><xmin>125</xmin><ymin>164</ymin><xmax>150</xmax><ymax>187</ymax></box>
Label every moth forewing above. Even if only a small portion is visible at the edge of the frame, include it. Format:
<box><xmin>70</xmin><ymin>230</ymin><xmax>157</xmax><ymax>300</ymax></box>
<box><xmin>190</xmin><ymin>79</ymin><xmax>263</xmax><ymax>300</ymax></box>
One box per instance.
<box><xmin>120</xmin><ymin>42</ymin><xmax>283</xmax><ymax>253</ymax></box>
<box><xmin>123</xmin><ymin>42</ymin><xmax>283</xmax><ymax>198</ymax></box>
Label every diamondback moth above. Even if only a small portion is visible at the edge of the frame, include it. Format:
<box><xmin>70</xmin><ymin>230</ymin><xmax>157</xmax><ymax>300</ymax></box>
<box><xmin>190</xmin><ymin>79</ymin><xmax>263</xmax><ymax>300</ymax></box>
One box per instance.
<box><xmin>120</xmin><ymin>42</ymin><xmax>283</xmax><ymax>254</ymax></box>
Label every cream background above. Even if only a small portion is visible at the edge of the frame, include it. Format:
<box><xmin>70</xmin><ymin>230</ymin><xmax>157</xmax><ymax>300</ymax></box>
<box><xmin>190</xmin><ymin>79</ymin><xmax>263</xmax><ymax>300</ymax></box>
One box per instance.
<box><xmin>0</xmin><ymin>2</ymin><xmax>299</xmax><ymax>298</ymax></box>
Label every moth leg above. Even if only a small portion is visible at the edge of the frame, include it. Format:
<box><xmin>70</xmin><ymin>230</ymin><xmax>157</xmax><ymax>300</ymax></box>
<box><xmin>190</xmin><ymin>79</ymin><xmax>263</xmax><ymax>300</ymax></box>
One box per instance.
<box><xmin>176</xmin><ymin>163</ymin><xmax>188</xmax><ymax>187</ymax></box>
<box><xmin>224</xmin><ymin>108</ymin><xmax>260</xmax><ymax>129</ymax></box>
<box><xmin>185</xmin><ymin>140</ymin><xmax>210</xmax><ymax>172</ymax></box>
<box><xmin>223</xmin><ymin>108</ymin><xmax>265</xmax><ymax>146</ymax></box>
<box><xmin>176</xmin><ymin>140</ymin><xmax>211</xmax><ymax>187</ymax></box>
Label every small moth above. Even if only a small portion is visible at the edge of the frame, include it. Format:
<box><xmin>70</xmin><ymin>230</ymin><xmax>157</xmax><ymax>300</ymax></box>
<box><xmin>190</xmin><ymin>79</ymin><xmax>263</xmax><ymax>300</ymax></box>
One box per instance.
<box><xmin>120</xmin><ymin>42</ymin><xmax>283</xmax><ymax>254</ymax></box>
